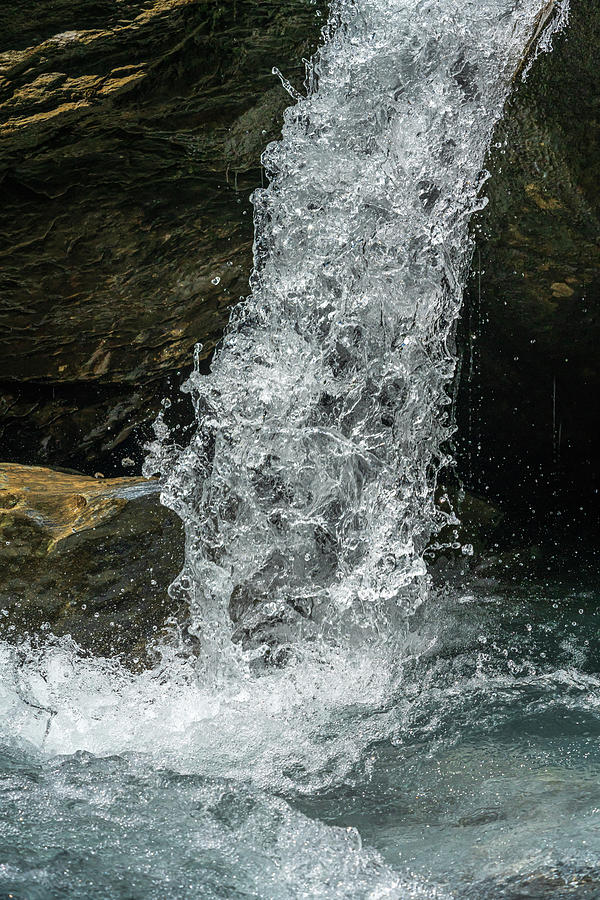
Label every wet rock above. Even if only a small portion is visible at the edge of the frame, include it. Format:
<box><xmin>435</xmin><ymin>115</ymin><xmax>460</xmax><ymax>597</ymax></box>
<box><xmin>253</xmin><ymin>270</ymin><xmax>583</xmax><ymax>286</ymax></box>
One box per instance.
<box><xmin>0</xmin><ymin>0</ymin><xmax>597</xmax><ymax>528</ymax></box>
<box><xmin>457</xmin><ymin>0</ymin><xmax>600</xmax><ymax>521</ymax></box>
<box><xmin>0</xmin><ymin>463</ymin><xmax>184</xmax><ymax>663</ymax></box>
<box><xmin>0</xmin><ymin>0</ymin><xmax>326</xmax><ymax>471</ymax></box>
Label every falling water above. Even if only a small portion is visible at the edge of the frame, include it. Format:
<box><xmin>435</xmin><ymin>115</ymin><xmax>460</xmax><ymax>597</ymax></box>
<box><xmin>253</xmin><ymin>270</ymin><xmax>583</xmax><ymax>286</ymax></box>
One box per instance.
<box><xmin>6</xmin><ymin>5</ymin><xmax>593</xmax><ymax>899</ymax></box>
<box><xmin>146</xmin><ymin>0</ymin><xmax>567</xmax><ymax>665</ymax></box>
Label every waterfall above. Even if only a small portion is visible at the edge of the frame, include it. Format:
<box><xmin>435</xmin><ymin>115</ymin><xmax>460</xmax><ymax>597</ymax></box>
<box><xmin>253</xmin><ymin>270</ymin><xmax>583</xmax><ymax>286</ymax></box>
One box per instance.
<box><xmin>146</xmin><ymin>0</ymin><xmax>568</xmax><ymax>667</ymax></box>
<box><xmin>5</xmin><ymin>12</ymin><xmax>593</xmax><ymax>898</ymax></box>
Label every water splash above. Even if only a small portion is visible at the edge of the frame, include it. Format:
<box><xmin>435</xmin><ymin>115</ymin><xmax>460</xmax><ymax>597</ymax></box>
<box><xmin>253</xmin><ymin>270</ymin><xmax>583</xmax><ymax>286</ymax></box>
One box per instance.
<box><xmin>0</xmin><ymin>8</ymin><xmax>581</xmax><ymax>899</ymax></box>
<box><xmin>147</xmin><ymin>0</ymin><xmax>567</xmax><ymax>670</ymax></box>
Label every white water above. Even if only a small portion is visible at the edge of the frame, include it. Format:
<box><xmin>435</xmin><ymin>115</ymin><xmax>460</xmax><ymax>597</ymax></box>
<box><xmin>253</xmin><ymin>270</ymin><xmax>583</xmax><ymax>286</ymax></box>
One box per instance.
<box><xmin>0</xmin><ymin>3</ymin><xmax>578</xmax><ymax>898</ymax></box>
<box><xmin>146</xmin><ymin>0</ymin><xmax>567</xmax><ymax>672</ymax></box>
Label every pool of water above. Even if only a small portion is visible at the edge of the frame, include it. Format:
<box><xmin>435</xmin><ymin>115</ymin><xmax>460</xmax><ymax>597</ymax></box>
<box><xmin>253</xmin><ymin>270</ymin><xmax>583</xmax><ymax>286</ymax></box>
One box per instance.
<box><xmin>1</xmin><ymin>573</ymin><xmax>599</xmax><ymax>899</ymax></box>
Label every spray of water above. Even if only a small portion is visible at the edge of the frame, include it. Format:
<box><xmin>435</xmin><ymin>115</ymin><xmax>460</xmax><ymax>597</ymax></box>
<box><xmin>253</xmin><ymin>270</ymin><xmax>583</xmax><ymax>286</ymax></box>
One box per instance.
<box><xmin>145</xmin><ymin>0</ymin><xmax>568</xmax><ymax>671</ymax></box>
<box><xmin>0</xmin><ymin>0</ymin><xmax>570</xmax><ymax>761</ymax></box>
<box><xmin>0</xmin><ymin>8</ymin><xmax>580</xmax><ymax>898</ymax></box>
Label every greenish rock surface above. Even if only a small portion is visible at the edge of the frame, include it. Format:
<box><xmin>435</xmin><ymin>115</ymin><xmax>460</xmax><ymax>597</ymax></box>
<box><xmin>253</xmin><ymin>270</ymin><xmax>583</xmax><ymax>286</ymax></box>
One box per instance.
<box><xmin>0</xmin><ymin>463</ymin><xmax>184</xmax><ymax>662</ymax></box>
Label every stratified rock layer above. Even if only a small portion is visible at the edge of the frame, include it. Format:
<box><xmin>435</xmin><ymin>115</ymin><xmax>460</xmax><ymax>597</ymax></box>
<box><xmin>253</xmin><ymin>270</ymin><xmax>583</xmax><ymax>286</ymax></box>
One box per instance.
<box><xmin>0</xmin><ymin>463</ymin><xmax>184</xmax><ymax>661</ymax></box>
<box><xmin>0</xmin><ymin>0</ymin><xmax>325</xmax><ymax>470</ymax></box>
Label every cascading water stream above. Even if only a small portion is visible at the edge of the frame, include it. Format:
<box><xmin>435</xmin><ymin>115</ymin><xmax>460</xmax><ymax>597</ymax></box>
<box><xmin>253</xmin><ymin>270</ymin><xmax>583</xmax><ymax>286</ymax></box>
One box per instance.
<box><xmin>6</xmin><ymin>6</ymin><xmax>596</xmax><ymax>900</ymax></box>
<box><xmin>146</xmin><ymin>0</ymin><xmax>568</xmax><ymax>669</ymax></box>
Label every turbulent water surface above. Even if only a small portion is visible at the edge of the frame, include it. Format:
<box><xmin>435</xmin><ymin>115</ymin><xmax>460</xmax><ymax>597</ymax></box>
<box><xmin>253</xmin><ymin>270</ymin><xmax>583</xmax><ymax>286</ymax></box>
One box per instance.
<box><xmin>2</xmin><ymin>578</ymin><xmax>600</xmax><ymax>899</ymax></box>
<box><xmin>2</xmin><ymin>1</ymin><xmax>592</xmax><ymax>899</ymax></box>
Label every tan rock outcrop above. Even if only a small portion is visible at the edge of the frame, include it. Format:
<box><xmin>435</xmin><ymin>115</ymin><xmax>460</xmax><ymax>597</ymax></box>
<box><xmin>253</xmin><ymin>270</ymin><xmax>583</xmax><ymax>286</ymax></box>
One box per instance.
<box><xmin>0</xmin><ymin>463</ymin><xmax>184</xmax><ymax>663</ymax></box>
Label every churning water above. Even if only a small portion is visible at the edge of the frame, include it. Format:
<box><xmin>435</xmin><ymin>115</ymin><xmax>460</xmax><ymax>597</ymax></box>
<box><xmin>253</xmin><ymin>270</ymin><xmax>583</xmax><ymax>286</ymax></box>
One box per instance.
<box><xmin>4</xmin><ymin>2</ymin><xmax>597</xmax><ymax>899</ymax></box>
<box><xmin>144</xmin><ymin>0</ymin><xmax>567</xmax><ymax>667</ymax></box>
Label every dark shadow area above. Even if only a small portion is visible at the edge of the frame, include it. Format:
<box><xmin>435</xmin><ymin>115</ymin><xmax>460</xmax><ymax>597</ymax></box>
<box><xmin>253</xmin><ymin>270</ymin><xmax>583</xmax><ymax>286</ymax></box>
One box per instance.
<box><xmin>454</xmin><ymin>0</ymin><xmax>600</xmax><ymax>541</ymax></box>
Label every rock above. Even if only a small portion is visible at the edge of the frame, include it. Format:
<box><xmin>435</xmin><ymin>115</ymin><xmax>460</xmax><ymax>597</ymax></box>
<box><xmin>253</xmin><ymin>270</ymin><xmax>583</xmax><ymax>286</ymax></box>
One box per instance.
<box><xmin>1</xmin><ymin>0</ymin><xmax>597</xmax><ymax>525</ymax></box>
<box><xmin>456</xmin><ymin>0</ymin><xmax>600</xmax><ymax>522</ymax></box>
<box><xmin>0</xmin><ymin>463</ymin><xmax>184</xmax><ymax>663</ymax></box>
<box><xmin>0</xmin><ymin>0</ymin><xmax>326</xmax><ymax>471</ymax></box>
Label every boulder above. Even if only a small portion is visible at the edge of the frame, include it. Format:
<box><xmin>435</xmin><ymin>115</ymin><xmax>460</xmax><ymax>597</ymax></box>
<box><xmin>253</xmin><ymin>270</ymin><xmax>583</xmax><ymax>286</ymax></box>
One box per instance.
<box><xmin>0</xmin><ymin>463</ymin><xmax>184</xmax><ymax>662</ymax></box>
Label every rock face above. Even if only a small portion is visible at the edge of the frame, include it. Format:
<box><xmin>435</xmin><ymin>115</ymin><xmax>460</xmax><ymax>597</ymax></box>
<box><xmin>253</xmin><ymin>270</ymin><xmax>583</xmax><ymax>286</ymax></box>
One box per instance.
<box><xmin>456</xmin><ymin>0</ymin><xmax>600</xmax><ymax>522</ymax></box>
<box><xmin>0</xmin><ymin>0</ymin><xmax>597</xmax><ymax>507</ymax></box>
<box><xmin>0</xmin><ymin>464</ymin><xmax>184</xmax><ymax>661</ymax></box>
<box><xmin>0</xmin><ymin>0</ymin><xmax>325</xmax><ymax>471</ymax></box>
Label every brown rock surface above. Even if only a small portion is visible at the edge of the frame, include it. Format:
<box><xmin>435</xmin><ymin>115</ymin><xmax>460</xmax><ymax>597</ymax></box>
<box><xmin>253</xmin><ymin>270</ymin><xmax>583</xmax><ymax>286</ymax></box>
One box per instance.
<box><xmin>0</xmin><ymin>0</ymin><xmax>597</xmax><ymax>523</ymax></box>
<box><xmin>0</xmin><ymin>0</ymin><xmax>325</xmax><ymax>470</ymax></box>
<box><xmin>0</xmin><ymin>463</ymin><xmax>184</xmax><ymax>661</ymax></box>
